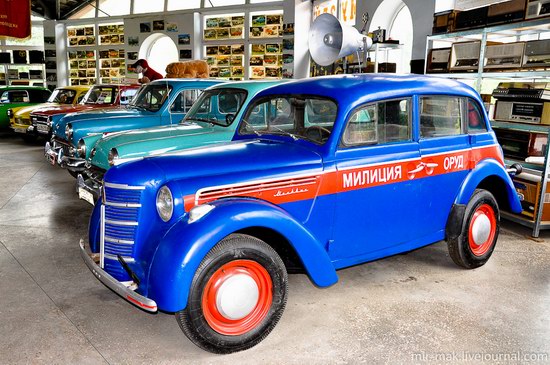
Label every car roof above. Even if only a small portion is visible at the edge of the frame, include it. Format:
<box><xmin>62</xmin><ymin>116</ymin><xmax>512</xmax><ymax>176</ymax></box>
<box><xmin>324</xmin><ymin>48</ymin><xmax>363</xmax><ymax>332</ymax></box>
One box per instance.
<box><xmin>0</xmin><ymin>85</ymin><xmax>49</xmax><ymax>91</ymax></box>
<box><xmin>58</xmin><ymin>85</ymin><xmax>90</xmax><ymax>91</ymax></box>
<box><xmin>254</xmin><ymin>74</ymin><xmax>482</xmax><ymax>110</ymax></box>
<box><xmin>151</xmin><ymin>78</ymin><xmax>224</xmax><ymax>85</ymax></box>
<box><xmin>206</xmin><ymin>80</ymin><xmax>286</xmax><ymax>93</ymax></box>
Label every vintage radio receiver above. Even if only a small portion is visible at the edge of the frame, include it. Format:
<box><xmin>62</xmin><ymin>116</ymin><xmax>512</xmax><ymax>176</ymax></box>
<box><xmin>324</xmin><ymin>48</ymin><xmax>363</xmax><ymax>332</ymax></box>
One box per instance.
<box><xmin>450</xmin><ymin>41</ymin><xmax>481</xmax><ymax>71</ymax></box>
<box><xmin>493</xmin><ymin>82</ymin><xmax>550</xmax><ymax>124</ymax></box>
<box><xmin>484</xmin><ymin>42</ymin><xmax>525</xmax><ymax>69</ymax></box>
<box><xmin>488</xmin><ymin>0</ymin><xmax>527</xmax><ymax>25</ymax></box>
<box><xmin>427</xmin><ymin>48</ymin><xmax>451</xmax><ymax>73</ymax></box>
<box><xmin>455</xmin><ymin>6</ymin><xmax>488</xmax><ymax>30</ymax></box>
<box><xmin>523</xmin><ymin>39</ymin><xmax>550</xmax><ymax>68</ymax></box>
<box><xmin>525</xmin><ymin>0</ymin><xmax>550</xmax><ymax>19</ymax></box>
<box><xmin>432</xmin><ymin>10</ymin><xmax>459</xmax><ymax>34</ymax></box>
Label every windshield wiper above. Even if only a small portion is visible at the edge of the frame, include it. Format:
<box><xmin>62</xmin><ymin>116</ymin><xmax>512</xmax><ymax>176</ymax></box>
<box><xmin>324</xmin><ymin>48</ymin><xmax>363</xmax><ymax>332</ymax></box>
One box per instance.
<box><xmin>267</xmin><ymin>124</ymin><xmax>299</xmax><ymax>141</ymax></box>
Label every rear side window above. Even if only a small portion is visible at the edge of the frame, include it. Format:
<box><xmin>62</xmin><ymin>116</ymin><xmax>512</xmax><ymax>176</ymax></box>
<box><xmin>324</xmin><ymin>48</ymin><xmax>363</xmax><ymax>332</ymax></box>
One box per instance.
<box><xmin>2</xmin><ymin>90</ymin><xmax>29</xmax><ymax>103</ymax></box>
<box><xmin>467</xmin><ymin>98</ymin><xmax>487</xmax><ymax>133</ymax></box>
<box><xmin>342</xmin><ymin>98</ymin><xmax>411</xmax><ymax>146</ymax></box>
<box><xmin>420</xmin><ymin>96</ymin><xmax>462</xmax><ymax>138</ymax></box>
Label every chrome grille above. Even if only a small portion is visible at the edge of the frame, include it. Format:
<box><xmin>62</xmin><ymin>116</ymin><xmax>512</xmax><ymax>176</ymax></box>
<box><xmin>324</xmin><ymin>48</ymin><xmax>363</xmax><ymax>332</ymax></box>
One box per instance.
<box><xmin>31</xmin><ymin>114</ymin><xmax>48</xmax><ymax>126</ymax></box>
<box><xmin>101</xmin><ymin>182</ymin><xmax>144</xmax><ymax>281</ymax></box>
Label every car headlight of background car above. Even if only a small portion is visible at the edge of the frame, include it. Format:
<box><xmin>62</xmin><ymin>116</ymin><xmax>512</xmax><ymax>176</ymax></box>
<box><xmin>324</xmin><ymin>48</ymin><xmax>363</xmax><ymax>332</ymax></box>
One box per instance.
<box><xmin>77</xmin><ymin>139</ymin><xmax>86</xmax><ymax>158</ymax></box>
<box><xmin>156</xmin><ymin>186</ymin><xmax>173</xmax><ymax>222</ymax></box>
<box><xmin>108</xmin><ymin>148</ymin><xmax>118</xmax><ymax>166</ymax></box>
<box><xmin>65</xmin><ymin>124</ymin><xmax>73</xmax><ymax>140</ymax></box>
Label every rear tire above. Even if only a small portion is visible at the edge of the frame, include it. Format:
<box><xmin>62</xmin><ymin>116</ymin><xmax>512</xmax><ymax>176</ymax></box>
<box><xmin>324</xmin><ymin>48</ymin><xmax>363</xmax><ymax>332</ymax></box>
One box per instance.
<box><xmin>448</xmin><ymin>189</ymin><xmax>500</xmax><ymax>269</ymax></box>
<box><xmin>176</xmin><ymin>234</ymin><xmax>288</xmax><ymax>354</ymax></box>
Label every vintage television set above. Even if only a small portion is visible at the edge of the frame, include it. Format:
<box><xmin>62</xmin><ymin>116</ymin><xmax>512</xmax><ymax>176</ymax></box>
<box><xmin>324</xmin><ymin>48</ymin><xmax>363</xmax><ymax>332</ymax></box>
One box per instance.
<box><xmin>493</xmin><ymin>82</ymin><xmax>550</xmax><ymax>124</ymax></box>
<box><xmin>484</xmin><ymin>42</ymin><xmax>525</xmax><ymax>70</ymax></box>
<box><xmin>487</xmin><ymin>0</ymin><xmax>527</xmax><ymax>25</ymax></box>
<box><xmin>525</xmin><ymin>0</ymin><xmax>550</xmax><ymax>19</ymax></box>
<box><xmin>449</xmin><ymin>41</ymin><xmax>481</xmax><ymax>71</ymax></box>
<box><xmin>427</xmin><ymin>48</ymin><xmax>451</xmax><ymax>73</ymax></box>
<box><xmin>523</xmin><ymin>39</ymin><xmax>550</xmax><ymax>68</ymax></box>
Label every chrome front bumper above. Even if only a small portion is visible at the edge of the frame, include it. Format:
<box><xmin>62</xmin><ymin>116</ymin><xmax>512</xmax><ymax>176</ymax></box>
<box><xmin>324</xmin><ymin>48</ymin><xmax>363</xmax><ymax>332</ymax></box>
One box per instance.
<box><xmin>79</xmin><ymin>239</ymin><xmax>158</xmax><ymax>312</ymax></box>
<box><xmin>76</xmin><ymin>173</ymin><xmax>100</xmax><ymax>205</ymax></box>
<box><xmin>44</xmin><ymin>141</ymin><xmax>86</xmax><ymax>171</ymax></box>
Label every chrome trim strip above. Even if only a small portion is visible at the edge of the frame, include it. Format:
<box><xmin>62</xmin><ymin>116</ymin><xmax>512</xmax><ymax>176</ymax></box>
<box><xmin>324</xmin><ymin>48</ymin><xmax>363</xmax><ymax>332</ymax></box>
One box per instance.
<box><xmin>104</xmin><ymin>236</ymin><xmax>134</xmax><ymax>245</ymax></box>
<box><xmin>104</xmin><ymin>182</ymin><xmax>145</xmax><ymax>190</ymax></box>
<box><xmin>105</xmin><ymin>201</ymin><xmax>141</xmax><ymax>208</ymax></box>
<box><xmin>104</xmin><ymin>253</ymin><xmax>135</xmax><ymax>263</ymax></box>
<box><xmin>113</xmin><ymin>157</ymin><xmax>144</xmax><ymax>166</ymax></box>
<box><xmin>105</xmin><ymin>219</ymin><xmax>138</xmax><ymax>226</ymax></box>
<box><xmin>79</xmin><ymin>239</ymin><xmax>157</xmax><ymax>313</ymax></box>
<box><xmin>100</xmin><ymin>205</ymin><xmax>105</xmax><ymax>269</ymax></box>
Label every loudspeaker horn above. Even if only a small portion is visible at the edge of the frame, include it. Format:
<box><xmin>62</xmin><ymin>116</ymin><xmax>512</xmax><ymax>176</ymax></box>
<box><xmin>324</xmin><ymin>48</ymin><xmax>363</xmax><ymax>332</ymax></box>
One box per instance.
<box><xmin>309</xmin><ymin>13</ymin><xmax>372</xmax><ymax>66</ymax></box>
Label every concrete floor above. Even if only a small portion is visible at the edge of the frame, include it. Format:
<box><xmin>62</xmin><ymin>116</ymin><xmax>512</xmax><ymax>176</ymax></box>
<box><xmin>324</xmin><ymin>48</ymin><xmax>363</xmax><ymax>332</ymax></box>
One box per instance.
<box><xmin>0</xmin><ymin>133</ymin><xmax>548</xmax><ymax>365</ymax></box>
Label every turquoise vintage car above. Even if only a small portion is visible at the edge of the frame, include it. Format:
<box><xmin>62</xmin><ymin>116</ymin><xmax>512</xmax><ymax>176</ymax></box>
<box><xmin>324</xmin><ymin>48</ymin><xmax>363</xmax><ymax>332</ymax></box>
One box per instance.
<box><xmin>46</xmin><ymin>79</ymin><xmax>222</xmax><ymax>176</ymax></box>
<box><xmin>77</xmin><ymin>80</ymin><xmax>283</xmax><ymax>203</ymax></box>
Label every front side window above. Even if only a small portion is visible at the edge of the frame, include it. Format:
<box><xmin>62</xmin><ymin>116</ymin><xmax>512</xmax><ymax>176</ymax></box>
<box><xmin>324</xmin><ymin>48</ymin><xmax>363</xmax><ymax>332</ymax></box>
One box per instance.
<box><xmin>240</xmin><ymin>96</ymin><xmax>338</xmax><ymax>145</ymax></box>
<box><xmin>342</xmin><ymin>99</ymin><xmax>410</xmax><ymax>146</ymax></box>
<box><xmin>171</xmin><ymin>89</ymin><xmax>202</xmax><ymax>113</ymax></box>
<box><xmin>467</xmin><ymin>98</ymin><xmax>487</xmax><ymax>133</ymax></box>
<box><xmin>184</xmin><ymin>89</ymin><xmax>246</xmax><ymax>127</ymax></box>
<box><xmin>130</xmin><ymin>84</ymin><xmax>172</xmax><ymax>111</ymax></box>
<box><xmin>48</xmin><ymin>89</ymin><xmax>77</xmax><ymax>104</ymax></box>
<box><xmin>420</xmin><ymin>96</ymin><xmax>462</xmax><ymax>138</ymax></box>
<box><xmin>83</xmin><ymin>86</ymin><xmax>117</xmax><ymax>105</ymax></box>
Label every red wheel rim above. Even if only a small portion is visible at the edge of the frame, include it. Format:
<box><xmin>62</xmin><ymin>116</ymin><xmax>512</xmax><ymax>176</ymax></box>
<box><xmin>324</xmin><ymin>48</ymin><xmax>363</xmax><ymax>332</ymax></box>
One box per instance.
<box><xmin>468</xmin><ymin>204</ymin><xmax>497</xmax><ymax>256</ymax></box>
<box><xmin>202</xmin><ymin>260</ymin><xmax>273</xmax><ymax>336</ymax></box>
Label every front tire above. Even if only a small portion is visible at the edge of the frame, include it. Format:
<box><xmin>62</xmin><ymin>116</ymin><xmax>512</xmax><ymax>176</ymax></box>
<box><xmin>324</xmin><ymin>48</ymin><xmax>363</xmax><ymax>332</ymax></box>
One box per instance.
<box><xmin>176</xmin><ymin>234</ymin><xmax>288</xmax><ymax>354</ymax></box>
<box><xmin>448</xmin><ymin>189</ymin><xmax>500</xmax><ymax>269</ymax></box>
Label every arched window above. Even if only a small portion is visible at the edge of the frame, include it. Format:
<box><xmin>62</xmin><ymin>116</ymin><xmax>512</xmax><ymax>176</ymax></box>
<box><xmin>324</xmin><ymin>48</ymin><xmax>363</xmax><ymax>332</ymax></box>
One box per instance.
<box><xmin>369</xmin><ymin>0</ymin><xmax>413</xmax><ymax>73</ymax></box>
<box><xmin>139</xmin><ymin>34</ymin><xmax>179</xmax><ymax>77</ymax></box>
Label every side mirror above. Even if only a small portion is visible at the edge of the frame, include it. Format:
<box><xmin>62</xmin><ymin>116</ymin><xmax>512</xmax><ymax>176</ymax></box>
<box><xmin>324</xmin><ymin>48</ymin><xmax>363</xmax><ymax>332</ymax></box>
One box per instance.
<box><xmin>225</xmin><ymin>113</ymin><xmax>235</xmax><ymax>125</ymax></box>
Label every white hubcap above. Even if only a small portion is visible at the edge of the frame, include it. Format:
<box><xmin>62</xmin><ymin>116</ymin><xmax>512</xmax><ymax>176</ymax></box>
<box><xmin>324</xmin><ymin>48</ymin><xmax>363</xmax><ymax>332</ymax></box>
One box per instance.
<box><xmin>216</xmin><ymin>274</ymin><xmax>259</xmax><ymax>320</ymax></box>
<box><xmin>471</xmin><ymin>213</ymin><xmax>491</xmax><ymax>246</ymax></box>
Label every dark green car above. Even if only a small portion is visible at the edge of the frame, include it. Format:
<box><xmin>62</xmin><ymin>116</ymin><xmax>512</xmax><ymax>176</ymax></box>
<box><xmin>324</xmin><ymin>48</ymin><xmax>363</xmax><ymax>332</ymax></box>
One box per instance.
<box><xmin>0</xmin><ymin>86</ymin><xmax>51</xmax><ymax>129</ymax></box>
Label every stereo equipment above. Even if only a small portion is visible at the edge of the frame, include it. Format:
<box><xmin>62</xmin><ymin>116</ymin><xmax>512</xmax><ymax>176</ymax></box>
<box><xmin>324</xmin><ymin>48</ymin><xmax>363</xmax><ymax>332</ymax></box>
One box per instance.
<box><xmin>455</xmin><ymin>6</ymin><xmax>488</xmax><ymax>30</ymax></box>
<box><xmin>450</xmin><ymin>41</ymin><xmax>481</xmax><ymax>71</ymax></box>
<box><xmin>484</xmin><ymin>42</ymin><xmax>525</xmax><ymax>69</ymax></box>
<box><xmin>523</xmin><ymin>39</ymin><xmax>550</xmax><ymax>68</ymax></box>
<box><xmin>427</xmin><ymin>48</ymin><xmax>451</xmax><ymax>73</ymax></box>
<box><xmin>493</xmin><ymin>82</ymin><xmax>550</xmax><ymax>124</ymax></box>
<box><xmin>525</xmin><ymin>0</ymin><xmax>550</xmax><ymax>19</ymax></box>
<box><xmin>487</xmin><ymin>0</ymin><xmax>527</xmax><ymax>25</ymax></box>
<box><xmin>308</xmin><ymin>13</ymin><xmax>372</xmax><ymax>66</ymax></box>
<box><xmin>432</xmin><ymin>10</ymin><xmax>459</xmax><ymax>34</ymax></box>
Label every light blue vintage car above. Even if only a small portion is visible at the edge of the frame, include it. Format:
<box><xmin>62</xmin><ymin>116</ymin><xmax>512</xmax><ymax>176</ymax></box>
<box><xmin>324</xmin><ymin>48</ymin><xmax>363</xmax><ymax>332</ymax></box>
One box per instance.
<box><xmin>45</xmin><ymin>79</ymin><xmax>223</xmax><ymax>176</ymax></box>
<box><xmin>76</xmin><ymin>80</ymin><xmax>283</xmax><ymax>203</ymax></box>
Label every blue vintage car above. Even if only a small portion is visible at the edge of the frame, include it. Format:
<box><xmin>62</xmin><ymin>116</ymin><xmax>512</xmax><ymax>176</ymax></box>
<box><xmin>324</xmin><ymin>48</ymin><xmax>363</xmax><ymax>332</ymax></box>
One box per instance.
<box><xmin>76</xmin><ymin>81</ymin><xmax>283</xmax><ymax>204</ymax></box>
<box><xmin>80</xmin><ymin>74</ymin><xmax>522</xmax><ymax>353</ymax></box>
<box><xmin>45</xmin><ymin>78</ymin><xmax>223</xmax><ymax>175</ymax></box>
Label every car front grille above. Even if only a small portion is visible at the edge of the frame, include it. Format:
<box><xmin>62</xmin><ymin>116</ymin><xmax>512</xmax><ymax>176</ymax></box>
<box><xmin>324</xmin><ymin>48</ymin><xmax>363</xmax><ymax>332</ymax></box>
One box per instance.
<box><xmin>101</xmin><ymin>182</ymin><xmax>145</xmax><ymax>281</ymax></box>
<box><xmin>31</xmin><ymin>114</ymin><xmax>48</xmax><ymax>126</ymax></box>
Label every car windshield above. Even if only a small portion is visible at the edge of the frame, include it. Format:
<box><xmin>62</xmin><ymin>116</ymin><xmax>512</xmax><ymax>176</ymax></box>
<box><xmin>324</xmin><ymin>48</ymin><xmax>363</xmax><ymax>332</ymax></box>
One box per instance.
<box><xmin>47</xmin><ymin>88</ymin><xmax>77</xmax><ymax>104</ymax></box>
<box><xmin>182</xmin><ymin>88</ymin><xmax>247</xmax><ymax>127</ymax></box>
<box><xmin>82</xmin><ymin>86</ymin><xmax>117</xmax><ymax>105</ymax></box>
<box><xmin>129</xmin><ymin>84</ymin><xmax>172</xmax><ymax>112</ymax></box>
<box><xmin>239</xmin><ymin>95</ymin><xmax>338</xmax><ymax>145</ymax></box>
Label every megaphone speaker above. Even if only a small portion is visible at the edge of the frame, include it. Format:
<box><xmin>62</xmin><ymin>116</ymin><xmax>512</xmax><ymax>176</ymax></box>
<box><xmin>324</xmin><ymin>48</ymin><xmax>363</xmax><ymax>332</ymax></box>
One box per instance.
<box><xmin>309</xmin><ymin>13</ymin><xmax>372</xmax><ymax>66</ymax></box>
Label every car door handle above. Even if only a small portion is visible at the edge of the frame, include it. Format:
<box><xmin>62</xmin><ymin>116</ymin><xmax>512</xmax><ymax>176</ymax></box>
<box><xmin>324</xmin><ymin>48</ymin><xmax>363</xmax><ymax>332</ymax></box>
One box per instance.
<box><xmin>409</xmin><ymin>163</ymin><xmax>425</xmax><ymax>174</ymax></box>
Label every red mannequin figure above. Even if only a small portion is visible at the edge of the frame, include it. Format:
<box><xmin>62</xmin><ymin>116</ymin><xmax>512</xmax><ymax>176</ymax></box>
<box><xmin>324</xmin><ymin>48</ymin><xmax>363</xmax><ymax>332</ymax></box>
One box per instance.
<box><xmin>131</xmin><ymin>59</ymin><xmax>163</xmax><ymax>83</ymax></box>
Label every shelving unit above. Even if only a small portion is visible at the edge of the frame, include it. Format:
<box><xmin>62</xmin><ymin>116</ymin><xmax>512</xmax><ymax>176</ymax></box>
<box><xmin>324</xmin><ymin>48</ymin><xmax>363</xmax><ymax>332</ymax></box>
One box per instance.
<box><xmin>0</xmin><ymin>63</ymin><xmax>46</xmax><ymax>86</ymax></box>
<box><xmin>425</xmin><ymin>16</ymin><xmax>550</xmax><ymax>236</ymax></box>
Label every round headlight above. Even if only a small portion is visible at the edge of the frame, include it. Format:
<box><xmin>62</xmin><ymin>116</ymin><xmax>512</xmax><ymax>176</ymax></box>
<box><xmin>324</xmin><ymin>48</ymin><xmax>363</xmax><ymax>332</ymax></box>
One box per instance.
<box><xmin>90</xmin><ymin>147</ymin><xmax>97</xmax><ymax>158</ymax></box>
<box><xmin>65</xmin><ymin>123</ymin><xmax>73</xmax><ymax>140</ymax></box>
<box><xmin>156</xmin><ymin>186</ymin><xmax>173</xmax><ymax>222</ymax></box>
<box><xmin>77</xmin><ymin>139</ymin><xmax>86</xmax><ymax>158</ymax></box>
<box><xmin>108</xmin><ymin>148</ymin><xmax>118</xmax><ymax>166</ymax></box>
<box><xmin>7</xmin><ymin>109</ymin><xmax>13</xmax><ymax>118</ymax></box>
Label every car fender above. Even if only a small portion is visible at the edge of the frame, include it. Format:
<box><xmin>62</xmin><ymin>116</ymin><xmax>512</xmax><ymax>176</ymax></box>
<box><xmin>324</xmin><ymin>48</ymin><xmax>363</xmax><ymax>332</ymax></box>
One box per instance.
<box><xmin>147</xmin><ymin>198</ymin><xmax>338</xmax><ymax>312</ymax></box>
<box><xmin>455</xmin><ymin>158</ymin><xmax>522</xmax><ymax>211</ymax></box>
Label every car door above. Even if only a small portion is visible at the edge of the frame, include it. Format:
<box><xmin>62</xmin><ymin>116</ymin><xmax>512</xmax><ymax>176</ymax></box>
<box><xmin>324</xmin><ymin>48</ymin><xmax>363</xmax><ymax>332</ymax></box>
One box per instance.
<box><xmin>331</xmin><ymin>97</ymin><xmax>423</xmax><ymax>264</ymax></box>
<box><xmin>416</xmin><ymin>95</ymin><xmax>471</xmax><ymax>239</ymax></box>
<box><xmin>166</xmin><ymin>89</ymin><xmax>202</xmax><ymax>125</ymax></box>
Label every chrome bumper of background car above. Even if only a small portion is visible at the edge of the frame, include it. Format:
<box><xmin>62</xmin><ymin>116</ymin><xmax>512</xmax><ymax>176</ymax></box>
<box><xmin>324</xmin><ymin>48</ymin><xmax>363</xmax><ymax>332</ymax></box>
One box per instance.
<box><xmin>44</xmin><ymin>141</ymin><xmax>62</xmax><ymax>166</ymax></box>
<box><xmin>79</xmin><ymin>239</ymin><xmax>158</xmax><ymax>312</ymax></box>
<box><xmin>76</xmin><ymin>173</ymin><xmax>100</xmax><ymax>205</ymax></box>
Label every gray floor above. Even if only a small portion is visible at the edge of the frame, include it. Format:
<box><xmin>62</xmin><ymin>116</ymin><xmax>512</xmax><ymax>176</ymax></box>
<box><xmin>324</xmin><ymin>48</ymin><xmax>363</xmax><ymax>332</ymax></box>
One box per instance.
<box><xmin>0</xmin><ymin>133</ymin><xmax>548</xmax><ymax>365</ymax></box>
